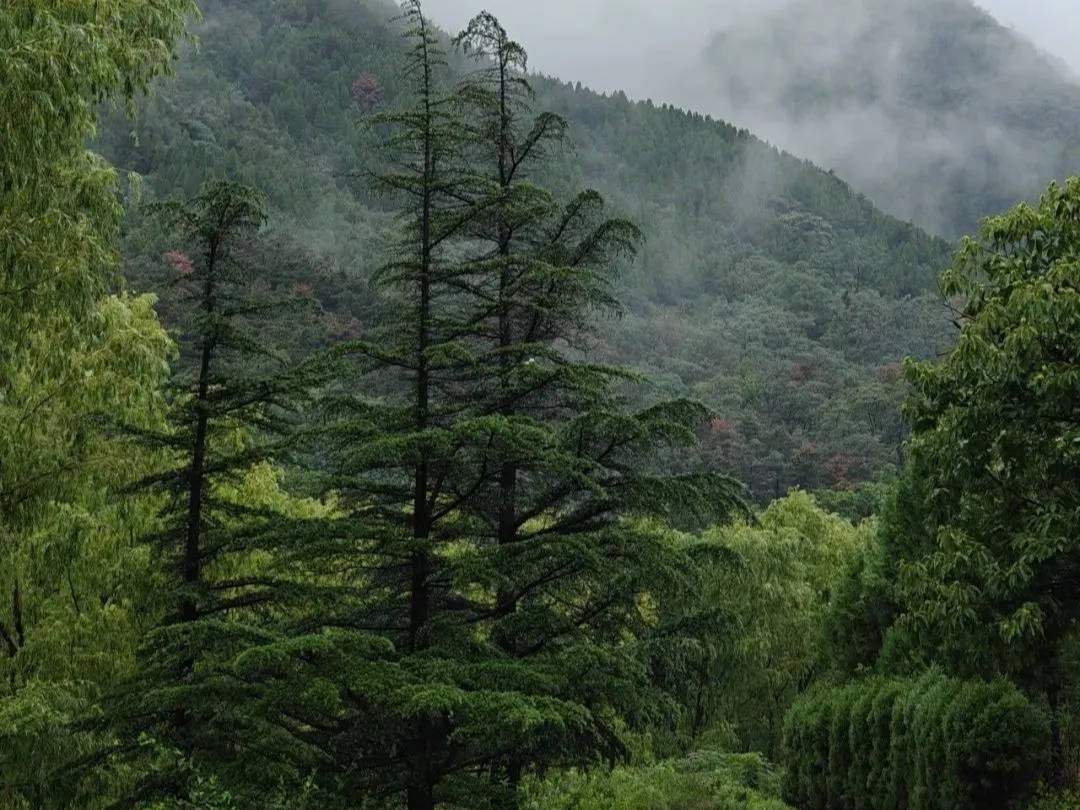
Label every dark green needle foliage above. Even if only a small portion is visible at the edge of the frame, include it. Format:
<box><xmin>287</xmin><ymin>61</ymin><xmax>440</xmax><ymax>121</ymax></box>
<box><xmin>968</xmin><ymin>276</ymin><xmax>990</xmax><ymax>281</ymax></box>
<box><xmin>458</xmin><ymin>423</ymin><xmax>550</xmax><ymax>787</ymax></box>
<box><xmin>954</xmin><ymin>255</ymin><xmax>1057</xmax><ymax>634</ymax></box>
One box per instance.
<box><xmin>447</xmin><ymin>9</ymin><xmax>750</xmax><ymax>776</ymax></box>
<box><xmin>448</xmin><ymin>10</ymin><xmax>747</xmax><ymax>635</ymax></box>
<box><xmin>138</xmin><ymin>180</ymin><xmax>327</xmax><ymax>622</ymax></box>
<box><xmin>252</xmin><ymin>6</ymin><xmax>750</xmax><ymax>810</ymax></box>
<box><xmin>102</xmin><ymin>180</ymin><xmax>338</xmax><ymax>806</ymax></box>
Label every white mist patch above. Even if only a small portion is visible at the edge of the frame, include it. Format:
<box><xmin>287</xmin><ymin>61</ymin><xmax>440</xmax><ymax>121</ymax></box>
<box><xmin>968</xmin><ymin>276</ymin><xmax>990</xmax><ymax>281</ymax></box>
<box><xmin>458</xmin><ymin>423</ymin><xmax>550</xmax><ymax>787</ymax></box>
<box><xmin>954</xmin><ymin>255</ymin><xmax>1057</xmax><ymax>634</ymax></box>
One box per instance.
<box><xmin>979</xmin><ymin>0</ymin><xmax>1080</xmax><ymax>74</ymax></box>
<box><xmin>425</xmin><ymin>0</ymin><xmax>1080</xmax><ymax>236</ymax></box>
<box><xmin>424</xmin><ymin>0</ymin><xmax>792</xmax><ymax>98</ymax></box>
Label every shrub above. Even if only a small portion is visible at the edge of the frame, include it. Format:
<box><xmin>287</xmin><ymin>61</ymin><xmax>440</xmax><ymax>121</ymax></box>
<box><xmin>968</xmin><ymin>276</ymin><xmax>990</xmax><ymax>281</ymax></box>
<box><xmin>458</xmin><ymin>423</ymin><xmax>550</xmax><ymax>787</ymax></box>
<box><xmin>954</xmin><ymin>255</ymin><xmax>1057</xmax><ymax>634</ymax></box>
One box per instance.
<box><xmin>524</xmin><ymin>750</ymin><xmax>794</xmax><ymax>810</ymax></box>
<box><xmin>846</xmin><ymin>681</ymin><xmax>878</xmax><ymax>809</ymax></box>
<box><xmin>783</xmin><ymin>674</ymin><xmax>1050</xmax><ymax>810</ymax></box>
<box><xmin>865</xmin><ymin>679</ymin><xmax>903</xmax><ymax>808</ymax></box>
<box><xmin>1026</xmin><ymin>788</ymin><xmax>1080</xmax><ymax>810</ymax></box>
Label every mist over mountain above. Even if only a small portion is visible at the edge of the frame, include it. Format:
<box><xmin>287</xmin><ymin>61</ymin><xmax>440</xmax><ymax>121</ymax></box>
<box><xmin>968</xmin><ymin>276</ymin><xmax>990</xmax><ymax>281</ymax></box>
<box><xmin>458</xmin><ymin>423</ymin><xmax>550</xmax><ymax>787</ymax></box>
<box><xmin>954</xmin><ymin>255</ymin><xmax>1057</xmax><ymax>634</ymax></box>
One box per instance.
<box><xmin>430</xmin><ymin>0</ymin><xmax>1080</xmax><ymax>237</ymax></box>
<box><xmin>13</xmin><ymin>0</ymin><xmax>1080</xmax><ymax>807</ymax></box>
<box><xmin>96</xmin><ymin>0</ymin><xmax>953</xmax><ymax>501</ymax></box>
<box><xmin>693</xmin><ymin>0</ymin><xmax>1080</xmax><ymax>236</ymax></box>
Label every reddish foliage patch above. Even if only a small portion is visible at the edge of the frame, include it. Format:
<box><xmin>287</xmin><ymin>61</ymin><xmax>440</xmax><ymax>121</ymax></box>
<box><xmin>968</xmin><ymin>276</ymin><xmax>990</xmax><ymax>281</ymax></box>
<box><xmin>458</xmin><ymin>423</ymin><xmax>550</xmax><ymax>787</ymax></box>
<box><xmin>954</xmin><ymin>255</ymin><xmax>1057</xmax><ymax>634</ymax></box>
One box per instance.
<box><xmin>351</xmin><ymin>74</ymin><xmax>382</xmax><ymax>111</ymax></box>
<box><xmin>290</xmin><ymin>282</ymin><xmax>315</xmax><ymax>298</ymax></box>
<box><xmin>825</xmin><ymin>453</ymin><xmax>856</xmax><ymax>489</ymax></box>
<box><xmin>709</xmin><ymin>417</ymin><xmax>737</xmax><ymax>438</ymax></box>
<box><xmin>876</xmin><ymin>363</ymin><xmax>903</xmax><ymax>383</ymax></box>
<box><xmin>166</xmin><ymin>251</ymin><xmax>195</xmax><ymax>277</ymax></box>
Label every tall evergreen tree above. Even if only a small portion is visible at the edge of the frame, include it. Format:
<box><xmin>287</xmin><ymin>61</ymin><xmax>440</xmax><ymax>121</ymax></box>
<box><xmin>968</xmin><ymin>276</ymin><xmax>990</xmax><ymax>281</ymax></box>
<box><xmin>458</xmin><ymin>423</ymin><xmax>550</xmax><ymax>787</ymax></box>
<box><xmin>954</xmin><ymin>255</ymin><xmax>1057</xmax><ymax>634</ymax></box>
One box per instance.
<box><xmin>139</xmin><ymin>181</ymin><xmax>323</xmax><ymax>624</ymax></box>
<box><xmin>103</xmin><ymin>181</ymin><xmax>335</xmax><ymax>805</ymax></box>
<box><xmin>447</xmin><ymin>11</ymin><xmax>749</xmax><ymax>789</ymax></box>
<box><xmin>66</xmin><ymin>8</ymin><xmax>748</xmax><ymax>810</ymax></box>
<box><xmin>278</xmin><ymin>7</ymin><xmax>749</xmax><ymax>810</ymax></box>
<box><xmin>314</xmin><ymin>3</ymin><xmax>487</xmax><ymax>807</ymax></box>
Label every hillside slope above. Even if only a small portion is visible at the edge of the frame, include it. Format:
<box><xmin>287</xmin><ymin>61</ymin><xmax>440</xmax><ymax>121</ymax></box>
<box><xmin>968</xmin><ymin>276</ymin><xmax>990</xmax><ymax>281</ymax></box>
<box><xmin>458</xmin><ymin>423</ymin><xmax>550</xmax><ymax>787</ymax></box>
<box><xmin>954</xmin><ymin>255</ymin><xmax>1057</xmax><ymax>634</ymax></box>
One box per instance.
<box><xmin>99</xmin><ymin>0</ymin><xmax>955</xmax><ymax>500</ymax></box>
<box><xmin>696</xmin><ymin>0</ymin><xmax>1080</xmax><ymax>237</ymax></box>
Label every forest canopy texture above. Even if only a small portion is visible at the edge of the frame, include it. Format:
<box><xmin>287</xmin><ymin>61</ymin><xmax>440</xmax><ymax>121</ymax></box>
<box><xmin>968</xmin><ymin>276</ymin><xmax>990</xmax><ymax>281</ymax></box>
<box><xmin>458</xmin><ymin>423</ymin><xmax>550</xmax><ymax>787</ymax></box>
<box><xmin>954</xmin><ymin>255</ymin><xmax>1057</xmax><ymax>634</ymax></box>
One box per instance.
<box><xmin>1</xmin><ymin>1</ymin><xmax>1079</xmax><ymax>810</ymax></box>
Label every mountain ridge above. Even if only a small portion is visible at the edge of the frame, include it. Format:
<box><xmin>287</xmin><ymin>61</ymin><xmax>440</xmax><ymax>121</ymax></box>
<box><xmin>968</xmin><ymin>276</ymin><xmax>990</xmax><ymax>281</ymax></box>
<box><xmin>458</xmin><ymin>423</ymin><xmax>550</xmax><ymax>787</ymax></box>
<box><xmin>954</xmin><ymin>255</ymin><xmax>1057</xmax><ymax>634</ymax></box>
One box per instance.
<box><xmin>99</xmin><ymin>0</ymin><xmax>955</xmax><ymax>499</ymax></box>
<box><xmin>693</xmin><ymin>0</ymin><xmax>1080</xmax><ymax>237</ymax></box>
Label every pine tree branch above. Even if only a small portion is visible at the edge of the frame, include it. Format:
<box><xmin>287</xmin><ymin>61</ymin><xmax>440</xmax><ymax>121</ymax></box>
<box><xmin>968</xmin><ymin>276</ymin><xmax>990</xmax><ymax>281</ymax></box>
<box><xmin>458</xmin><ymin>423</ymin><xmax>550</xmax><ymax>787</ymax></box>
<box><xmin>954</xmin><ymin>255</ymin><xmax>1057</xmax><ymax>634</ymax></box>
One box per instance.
<box><xmin>11</xmin><ymin>581</ymin><xmax>24</xmax><ymax>651</ymax></box>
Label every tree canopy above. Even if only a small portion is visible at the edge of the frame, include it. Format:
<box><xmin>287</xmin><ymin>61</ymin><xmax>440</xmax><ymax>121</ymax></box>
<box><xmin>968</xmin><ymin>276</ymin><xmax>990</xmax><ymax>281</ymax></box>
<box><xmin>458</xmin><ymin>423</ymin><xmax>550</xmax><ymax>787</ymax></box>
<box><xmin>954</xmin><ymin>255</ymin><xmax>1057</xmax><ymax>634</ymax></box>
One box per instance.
<box><xmin>4</xmin><ymin>1</ymin><xmax>1080</xmax><ymax>810</ymax></box>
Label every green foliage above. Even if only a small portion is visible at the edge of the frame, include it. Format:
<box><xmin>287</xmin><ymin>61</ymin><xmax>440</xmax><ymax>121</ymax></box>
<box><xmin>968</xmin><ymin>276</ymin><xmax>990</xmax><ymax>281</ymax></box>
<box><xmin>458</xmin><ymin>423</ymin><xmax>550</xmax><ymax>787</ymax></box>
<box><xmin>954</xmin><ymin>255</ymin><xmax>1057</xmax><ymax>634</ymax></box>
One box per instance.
<box><xmin>290</xmin><ymin>8</ymin><xmax>747</xmax><ymax>807</ymax></box>
<box><xmin>95</xmin><ymin>0</ymin><xmax>955</xmax><ymax>504</ymax></box>
<box><xmin>90</xmin><ymin>9</ymin><xmax>746</xmax><ymax>810</ymax></box>
<box><xmin>783</xmin><ymin>674</ymin><xmax>1051</xmax><ymax>810</ymax></box>
<box><xmin>15</xmin><ymin>3</ymin><xmax>1080</xmax><ymax>810</ymax></box>
<box><xmin>823</xmin><ymin>454</ymin><xmax>963</xmax><ymax>680</ymax></box>
<box><xmin>102</xmin><ymin>181</ymin><xmax>338</xmax><ymax>806</ymax></box>
<box><xmin>1</xmin><ymin>0</ymin><xmax>194</xmax><ymax>537</ymax></box>
<box><xmin>1026</xmin><ymin>789</ymin><xmax>1080</xmax><ymax>810</ymax></box>
<box><xmin>1</xmin><ymin>2</ymin><xmax>193</xmax><ymax>806</ymax></box>
<box><xmin>2</xmin><ymin>0</ymin><xmax>193</xmax><ymax>349</ymax></box>
<box><xmin>823</xmin><ymin>538</ymin><xmax>896</xmax><ymax>678</ymax></box>
<box><xmin>661</xmin><ymin>492</ymin><xmax>869</xmax><ymax>757</ymax></box>
<box><xmin>888</xmin><ymin>177</ymin><xmax>1080</xmax><ymax>687</ymax></box>
<box><xmin>129</xmin><ymin>180</ymin><xmax>329</xmax><ymax>622</ymax></box>
<box><xmin>811</xmin><ymin>479</ymin><xmax>890</xmax><ymax>523</ymax></box>
<box><xmin>523</xmin><ymin>750</ymin><xmax>793</xmax><ymax>810</ymax></box>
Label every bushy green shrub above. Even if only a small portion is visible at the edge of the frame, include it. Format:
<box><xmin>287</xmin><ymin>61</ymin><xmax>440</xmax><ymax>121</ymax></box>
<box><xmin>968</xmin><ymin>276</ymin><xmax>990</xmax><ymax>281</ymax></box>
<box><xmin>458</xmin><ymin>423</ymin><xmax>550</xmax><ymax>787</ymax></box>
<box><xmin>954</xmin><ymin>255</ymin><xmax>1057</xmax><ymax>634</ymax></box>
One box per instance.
<box><xmin>783</xmin><ymin>674</ymin><xmax>1050</xmax><ymax>810</ymax></box>
<box><xmin>524</xmin><ymin>751</ymin><xmax>794</xmax><ymax>810</ymax></box>
<box><xmin>1025</xmin><ymin>788</ymin><xmax>1080</xmax><ymax>810</ymax></box>
<box><xmin>846</xmin><ymin>683</ymin><xmax>878</xmax><ymax>809</ymax></box>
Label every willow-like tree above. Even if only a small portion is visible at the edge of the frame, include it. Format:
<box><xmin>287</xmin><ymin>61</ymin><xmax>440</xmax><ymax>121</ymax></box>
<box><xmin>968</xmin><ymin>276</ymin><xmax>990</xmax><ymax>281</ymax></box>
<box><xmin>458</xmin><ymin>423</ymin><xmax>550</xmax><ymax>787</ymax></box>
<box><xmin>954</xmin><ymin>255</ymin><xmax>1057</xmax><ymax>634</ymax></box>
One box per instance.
<box><xmin>1</xmin><ymin>3</ymin><xmax>191</xmax><ymax>807</ymax></box>
<box><xmin>0</xmin><ymin>0</ymin><xmax>192</xmax><ymax>540</ymax></box>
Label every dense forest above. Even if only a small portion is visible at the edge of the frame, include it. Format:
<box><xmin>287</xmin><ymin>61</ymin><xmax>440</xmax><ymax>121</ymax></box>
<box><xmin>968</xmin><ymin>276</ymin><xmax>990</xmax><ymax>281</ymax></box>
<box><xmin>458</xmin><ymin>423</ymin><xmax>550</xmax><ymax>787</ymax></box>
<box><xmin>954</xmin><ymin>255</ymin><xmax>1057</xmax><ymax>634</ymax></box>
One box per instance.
<box><xmin>94</xmin><ymin>0</ymin><xmax>956</xmax><ymax>506</ymax></box>
<box><xmin>2</xmin><ymin>1</ymin><xmax>1079</xmax><ymax>810</ymax></box>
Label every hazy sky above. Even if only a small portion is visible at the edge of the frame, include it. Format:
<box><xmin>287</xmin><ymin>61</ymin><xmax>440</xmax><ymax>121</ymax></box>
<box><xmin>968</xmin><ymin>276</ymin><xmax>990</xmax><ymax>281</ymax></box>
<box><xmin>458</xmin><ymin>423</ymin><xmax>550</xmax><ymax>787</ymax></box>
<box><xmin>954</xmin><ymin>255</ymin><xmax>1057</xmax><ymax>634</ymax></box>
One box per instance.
<box><xmin>984</xmin><ymin>0</ymin><xmax>1080</xmax><ymax>73</ymax></box>
<box><xmin>426</xmin><ymin>0</ymin><xmax>1080</xmax><ymax>99</ymax></box>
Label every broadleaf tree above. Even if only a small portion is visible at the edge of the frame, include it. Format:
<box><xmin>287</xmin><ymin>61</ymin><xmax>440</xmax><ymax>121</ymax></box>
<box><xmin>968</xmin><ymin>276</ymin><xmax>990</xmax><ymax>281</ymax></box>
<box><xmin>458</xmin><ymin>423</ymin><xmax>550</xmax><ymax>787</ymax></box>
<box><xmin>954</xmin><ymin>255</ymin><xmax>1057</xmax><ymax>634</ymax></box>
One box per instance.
<box><xmin>0</xmin><ymin>2</ymin><xmax>193</xmax><ymax>806</ymax></box>
<box><xmin>886</xmin><ymin>178</ymin><xmax>1080</xmax><ymax>761</ymax></box>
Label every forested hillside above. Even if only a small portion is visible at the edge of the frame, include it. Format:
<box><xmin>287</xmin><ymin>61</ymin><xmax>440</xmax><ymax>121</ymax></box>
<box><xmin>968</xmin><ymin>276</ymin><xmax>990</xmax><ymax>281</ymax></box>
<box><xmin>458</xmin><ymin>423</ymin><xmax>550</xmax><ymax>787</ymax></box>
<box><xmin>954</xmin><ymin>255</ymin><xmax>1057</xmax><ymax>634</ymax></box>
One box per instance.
<box><xmin>5</xmin><ymin>1</ymin><xmax>1080</xmax><ymax>809</ymax></box>
<box><xmin>697</xmin><ymin>0</ymin><xmax>1080</xmax><ymax>237</ymax></box>
<box><xmin>97</xmin><ymin>0</ymin><xmax>954</xmax><ymax>502</ymax></box>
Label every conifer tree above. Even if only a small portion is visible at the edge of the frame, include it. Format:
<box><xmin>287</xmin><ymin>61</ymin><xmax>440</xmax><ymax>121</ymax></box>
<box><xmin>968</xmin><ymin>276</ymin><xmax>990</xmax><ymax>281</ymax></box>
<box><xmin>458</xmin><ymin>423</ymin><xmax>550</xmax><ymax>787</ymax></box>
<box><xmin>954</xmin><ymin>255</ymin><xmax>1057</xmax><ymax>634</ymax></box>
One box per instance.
<box><xmin>139</xmin><ymin>181</ymin><xmax>324</xmax><ymax>623</ymax></box>
<box><xmin>283</xmin><ymin>8</ymin><xmax>749</xmax><ymax>810</ymax></box>
<box><xmin>81</xmin><ymin>8</ymin><xmax>747</xmax><ymax>810</ymax></box>
<box><xmin>444</xmin><ymin>11</ymin><xmax>749</xmax><ymax>792</ymax></box>
<box><xmin>103</xmin><ymin>181</ymin><xmax>335</xmax><ymax>805</ymax></box>
<box><xmin>315</xmin><ymin>3</ymin><xmax>486</xmax><ymax>807</ymax></box>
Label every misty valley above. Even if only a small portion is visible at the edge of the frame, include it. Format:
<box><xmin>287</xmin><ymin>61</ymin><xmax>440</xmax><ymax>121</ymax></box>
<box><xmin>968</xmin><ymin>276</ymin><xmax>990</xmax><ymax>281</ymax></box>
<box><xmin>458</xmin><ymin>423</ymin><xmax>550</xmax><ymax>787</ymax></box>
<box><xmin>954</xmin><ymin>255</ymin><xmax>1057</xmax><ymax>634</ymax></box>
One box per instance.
<box><xmin>2</xmin><ymin>1</ymin><xmax>1079</xmax><ymax>809</ymax></box>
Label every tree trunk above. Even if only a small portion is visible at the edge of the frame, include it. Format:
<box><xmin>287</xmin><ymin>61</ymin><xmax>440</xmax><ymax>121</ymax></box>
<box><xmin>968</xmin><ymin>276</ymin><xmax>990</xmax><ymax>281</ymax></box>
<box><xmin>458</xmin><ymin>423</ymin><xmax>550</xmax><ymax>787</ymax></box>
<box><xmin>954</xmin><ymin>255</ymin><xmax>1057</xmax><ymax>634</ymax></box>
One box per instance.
<box><xmin>408</xmin><ymin>780</ymin><xmax>435</xmax><ymax>810</ymax></box>
<box><xmin>180</xmin><ymin>248</ymin><xmax>216</xmax><ymax>624</ymax></box>
<box><xmin>494</xmin><ymin>46</ymin><xmax>519</xmax><ymax>635</ymax></box>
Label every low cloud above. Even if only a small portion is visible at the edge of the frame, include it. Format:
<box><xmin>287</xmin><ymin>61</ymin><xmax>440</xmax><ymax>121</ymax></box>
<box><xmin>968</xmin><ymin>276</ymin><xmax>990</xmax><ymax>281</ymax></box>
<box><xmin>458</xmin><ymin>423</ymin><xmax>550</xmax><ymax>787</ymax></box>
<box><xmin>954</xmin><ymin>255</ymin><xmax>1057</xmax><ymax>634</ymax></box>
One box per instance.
<box><xmin>426</xmin><ymin>0</ymin><xmax>1079</xmax><ymax>87</ymax></box>
<box><xmin>426</xmin><ymin>0</ymin><xmax>1080</xmax><ymax>236</ymax></box>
